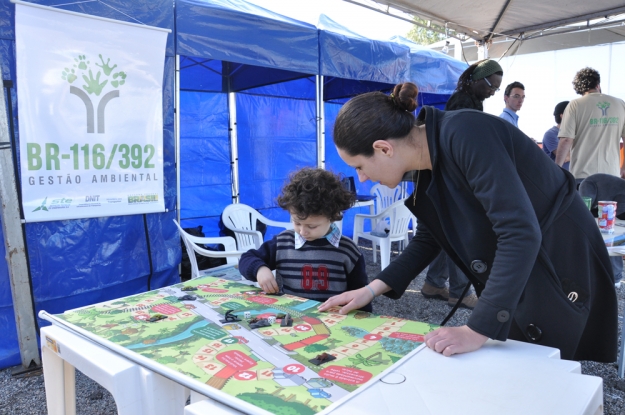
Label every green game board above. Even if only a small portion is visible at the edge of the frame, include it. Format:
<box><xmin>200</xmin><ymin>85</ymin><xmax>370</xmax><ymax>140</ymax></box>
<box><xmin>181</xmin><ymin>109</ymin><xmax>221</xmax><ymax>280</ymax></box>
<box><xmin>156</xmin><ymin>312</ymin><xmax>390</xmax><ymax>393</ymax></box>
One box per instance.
<box><xmin>56</xmin><ymin>266</ymin><xmax>437</xmax><ymax>415</ymax></box>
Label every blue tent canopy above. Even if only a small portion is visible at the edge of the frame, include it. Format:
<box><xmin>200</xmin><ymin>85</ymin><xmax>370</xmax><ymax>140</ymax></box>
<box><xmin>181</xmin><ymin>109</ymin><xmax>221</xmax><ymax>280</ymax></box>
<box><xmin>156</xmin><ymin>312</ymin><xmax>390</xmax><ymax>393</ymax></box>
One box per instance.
<box><xmin>176</xmin><ymin>0</ymin><xmax>318</xmax><ymax>87</ymax></box>
<box><xmin>391</xmin><ymin>35</ymin><xmax>467</xmax><ymax>96</ymax></box>
<box><xmin>391</xmin><ymin>35</ymin><xmax>467</xmax><ymax>109</ymax></box>
<box><xmin>319</xmin><ymin>14</ymin><xmax>410</xmax><ymax>104</ymax></box>
<box><xmin>318</xmin><ymin>15</ymin><xmax>410</xmax><ymax>87</ymax></box>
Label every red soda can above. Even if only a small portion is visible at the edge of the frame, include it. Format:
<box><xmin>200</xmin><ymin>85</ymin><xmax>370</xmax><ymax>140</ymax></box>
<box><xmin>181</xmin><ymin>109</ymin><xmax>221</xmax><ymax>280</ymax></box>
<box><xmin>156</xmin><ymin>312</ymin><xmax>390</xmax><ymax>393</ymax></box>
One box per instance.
<box><xmin>598</xmin><ymin>201</ymin><xmax>617</xmax><ymax>233</ymax></box>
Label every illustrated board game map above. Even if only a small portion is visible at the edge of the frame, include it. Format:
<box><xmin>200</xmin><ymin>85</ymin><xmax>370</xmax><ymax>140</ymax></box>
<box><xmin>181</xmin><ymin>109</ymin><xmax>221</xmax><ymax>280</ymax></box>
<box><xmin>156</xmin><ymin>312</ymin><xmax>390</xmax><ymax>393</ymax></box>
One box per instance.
<box><xmin>55</xmin><ymin>266</ymin><xmax>437</xmax><ymax>415</ymax></box>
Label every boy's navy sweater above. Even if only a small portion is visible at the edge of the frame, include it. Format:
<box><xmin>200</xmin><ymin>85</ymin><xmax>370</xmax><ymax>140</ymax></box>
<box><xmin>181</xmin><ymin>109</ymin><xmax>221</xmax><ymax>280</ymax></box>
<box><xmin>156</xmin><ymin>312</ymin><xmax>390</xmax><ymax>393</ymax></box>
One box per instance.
<box><xmin>239</xmin><ymin>230</ymin><xmax>372</xmax><ymax>312</ymax></box>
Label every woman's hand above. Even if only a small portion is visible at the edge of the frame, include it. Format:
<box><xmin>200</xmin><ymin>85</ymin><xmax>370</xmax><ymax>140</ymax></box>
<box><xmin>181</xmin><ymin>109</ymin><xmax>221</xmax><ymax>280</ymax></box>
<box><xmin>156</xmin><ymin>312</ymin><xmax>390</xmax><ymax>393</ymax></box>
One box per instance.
<box><xmin>424</xmin><ymin>325</ymin><xmax>488</xmax><ymax>357</ymax></box>
<box><xmin>256</xmin><ymin>267</ymin><xmax>278</xmax><ymax>293</ymax></box>
<box><xmin>318</xmin><ymin>287</ymin><xmax>373</xmax><ymax>314</ymax></box>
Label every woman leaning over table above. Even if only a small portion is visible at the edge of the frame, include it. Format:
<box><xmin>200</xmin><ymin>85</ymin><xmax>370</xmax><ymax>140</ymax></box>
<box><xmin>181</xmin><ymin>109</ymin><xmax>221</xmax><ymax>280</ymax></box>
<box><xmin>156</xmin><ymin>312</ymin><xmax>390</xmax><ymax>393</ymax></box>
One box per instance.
<box><xmin>319</xmin><ymin>82</ymin><xmax>617</xmax><ymax>362</ymax></box>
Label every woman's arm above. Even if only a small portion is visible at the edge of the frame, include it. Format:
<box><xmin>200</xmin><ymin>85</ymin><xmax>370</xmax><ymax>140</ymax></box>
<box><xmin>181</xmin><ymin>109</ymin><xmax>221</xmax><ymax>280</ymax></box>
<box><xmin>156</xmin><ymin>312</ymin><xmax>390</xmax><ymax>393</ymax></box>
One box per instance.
<box><xmin>318</xmin><ymin>279</ymin><xmax>390</xmax><ymax>314</ymax></box>
<box><xmin>319</xmin><ymin>221</ymin><xmax>440</xmax><ymax>314</ymax></box>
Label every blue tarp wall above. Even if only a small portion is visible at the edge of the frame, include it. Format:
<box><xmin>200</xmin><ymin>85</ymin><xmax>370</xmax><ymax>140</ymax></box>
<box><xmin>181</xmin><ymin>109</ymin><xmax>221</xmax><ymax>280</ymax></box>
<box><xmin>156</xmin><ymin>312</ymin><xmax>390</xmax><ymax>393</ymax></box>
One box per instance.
<box><xmin>0</xmin><ymin>0</ymin><xmax>180</xmax><ymax>368</ymax></box>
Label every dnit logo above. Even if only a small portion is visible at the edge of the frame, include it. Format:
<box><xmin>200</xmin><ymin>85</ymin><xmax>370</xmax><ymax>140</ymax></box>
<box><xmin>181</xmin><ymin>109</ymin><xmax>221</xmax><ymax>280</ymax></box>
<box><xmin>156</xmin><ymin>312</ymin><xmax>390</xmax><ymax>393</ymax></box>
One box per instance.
<box><xmin>597</xmin><ymin>101</ymin><xmax>610</xmax><ymax>117</ymax></box>
<box><xmin>61</xmin><ymin>54</ymin><xmax>128</xmax><ymax>134</ymax></box>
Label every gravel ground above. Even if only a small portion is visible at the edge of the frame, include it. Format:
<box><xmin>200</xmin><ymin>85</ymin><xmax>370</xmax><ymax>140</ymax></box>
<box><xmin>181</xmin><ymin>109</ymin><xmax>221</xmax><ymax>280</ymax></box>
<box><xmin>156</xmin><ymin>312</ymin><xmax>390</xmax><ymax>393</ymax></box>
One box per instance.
<box><xmin>1</xmin><ymin>240</ymin><xmax>625</xmax><ymax>414</ymax></box>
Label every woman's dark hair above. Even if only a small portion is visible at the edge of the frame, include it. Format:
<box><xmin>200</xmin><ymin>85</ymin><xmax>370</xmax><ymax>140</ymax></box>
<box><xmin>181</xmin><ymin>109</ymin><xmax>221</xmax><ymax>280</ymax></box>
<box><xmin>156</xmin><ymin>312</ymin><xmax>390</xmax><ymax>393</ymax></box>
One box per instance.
<box><xmin>333</xmin><ymin>83</ymin><xmax>418</xmax><ymax>157</ymax></box>
<box><xmin>572</xmin><ymin>67</ymin><xmax>600</xmax><ymax>95</ymax></box>
<box><xmin>553</xmin><ymin>101</ymin><xmax>569</xmax><ymax>124</ymax></box>
<box><xmin>277</xmin><ymin>168</ymin><xmax>355</xmax><ymax>222</ymax></box>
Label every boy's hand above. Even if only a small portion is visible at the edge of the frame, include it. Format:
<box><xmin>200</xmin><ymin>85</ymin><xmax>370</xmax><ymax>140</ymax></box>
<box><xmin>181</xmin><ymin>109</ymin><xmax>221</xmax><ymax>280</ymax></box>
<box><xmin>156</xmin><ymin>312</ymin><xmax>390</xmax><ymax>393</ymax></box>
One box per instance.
<box><xmin>257</xmin><ymin>267</ymin><xmax>279</xmax><ymax>293</ymax></box>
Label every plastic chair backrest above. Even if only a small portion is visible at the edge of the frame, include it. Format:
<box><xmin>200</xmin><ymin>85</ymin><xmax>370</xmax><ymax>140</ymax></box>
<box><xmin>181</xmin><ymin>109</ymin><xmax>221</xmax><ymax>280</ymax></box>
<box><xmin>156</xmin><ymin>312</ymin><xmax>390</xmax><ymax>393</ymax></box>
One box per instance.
<box><xmin>221</xmin><ymin>203</ymin><xmax>293</xmax><ymax>251</ymax></box>
<box><xmin>221</xmin><ymin>204</ymin><xmax>265</xmax><ymax>251</ymax></box>
<box><xmin>384</xmin><ymin>200</ymin><xmax>413</xmax><ymax>238</ymax></box>
<box><xmin>173</xmin><ymin>220</ymin><xmax>240</xmax><ymax>279</ymax></box>
<box><xmin>371</xmin><ymin>184</ymin><xmax>404</xmax><ymax>214</ymax></box>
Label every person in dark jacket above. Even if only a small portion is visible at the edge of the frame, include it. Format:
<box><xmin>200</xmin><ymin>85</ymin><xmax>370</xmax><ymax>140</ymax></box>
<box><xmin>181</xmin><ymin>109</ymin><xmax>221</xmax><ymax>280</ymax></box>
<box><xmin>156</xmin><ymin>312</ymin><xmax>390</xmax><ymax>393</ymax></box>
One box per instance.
<box><xmin>319</xmin><ymin>82</ymin><xmax>617</xmax><ymax>362</ymax></box>
<box><xmin>421</xmin><ymin>60</ymin><xmax>503</xmax><ymax>310</ymax></box>
<box><xmin>445</xmin><ymin>59</ymin><xmax>503</xmax><ymax>111</ymax></box>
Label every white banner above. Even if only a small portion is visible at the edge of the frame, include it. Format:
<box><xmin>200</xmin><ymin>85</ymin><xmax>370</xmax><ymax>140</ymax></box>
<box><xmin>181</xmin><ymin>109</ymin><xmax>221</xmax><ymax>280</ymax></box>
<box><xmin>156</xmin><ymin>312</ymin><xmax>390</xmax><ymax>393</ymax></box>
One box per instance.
<box><xmin>15</xmin><ymin>2</ymin><xmax>168</xmax><ymax>222</ymax></box>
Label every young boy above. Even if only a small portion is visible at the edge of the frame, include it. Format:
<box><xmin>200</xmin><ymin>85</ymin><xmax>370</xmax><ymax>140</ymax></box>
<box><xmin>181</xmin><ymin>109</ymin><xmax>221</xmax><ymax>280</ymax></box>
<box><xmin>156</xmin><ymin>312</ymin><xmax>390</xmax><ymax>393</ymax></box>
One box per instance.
<box><xmin>239</xmin><ymin>168</ymin><xmax>372</xmax><ymax>312</ymax></box>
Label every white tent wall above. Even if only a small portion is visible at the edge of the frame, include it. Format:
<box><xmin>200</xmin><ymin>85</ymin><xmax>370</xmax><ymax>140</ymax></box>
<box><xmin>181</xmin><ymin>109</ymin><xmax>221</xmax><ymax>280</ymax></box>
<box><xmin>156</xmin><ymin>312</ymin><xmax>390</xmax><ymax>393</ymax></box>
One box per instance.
<box><xmin>483</xmin><ymin>42</ymin><xmax>625</xmax><ymax>142</ymax></box>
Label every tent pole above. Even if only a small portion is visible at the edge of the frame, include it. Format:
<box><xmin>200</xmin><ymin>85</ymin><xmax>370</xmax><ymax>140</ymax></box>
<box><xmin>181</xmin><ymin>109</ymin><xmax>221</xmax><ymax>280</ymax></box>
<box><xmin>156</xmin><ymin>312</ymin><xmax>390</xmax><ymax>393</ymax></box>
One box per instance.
<box><xmin>477</xmin><ymin>41</ymin><xmax>489</xmax><ymax>60</ymax></box>
<box><xmin>229</xmin><ymin>92</ymin><xmax>239</xmax><ymax>204</ymax></box>
<box><xmin>316</xmin><ymin>75</ymin><xmax>325</xmax><ymax>169</ymax></box>
<box><xmin>175</xmin><ymin>55</ymin><xmax>181</xmax><ymax>221</ymax></box>
<box><xmin>0</xmin><ymin>86</ymin><xmax>40</xmax><ymax>369</ymax></box>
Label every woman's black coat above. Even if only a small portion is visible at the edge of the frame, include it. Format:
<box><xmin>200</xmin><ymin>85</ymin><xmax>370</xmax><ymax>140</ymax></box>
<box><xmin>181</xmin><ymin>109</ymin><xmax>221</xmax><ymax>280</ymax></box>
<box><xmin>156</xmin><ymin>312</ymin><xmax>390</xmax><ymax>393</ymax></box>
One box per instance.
<box><xmin>376</xmin><ymin>106</ymin><xmax>617</xmax><ymax>362</ymax></box>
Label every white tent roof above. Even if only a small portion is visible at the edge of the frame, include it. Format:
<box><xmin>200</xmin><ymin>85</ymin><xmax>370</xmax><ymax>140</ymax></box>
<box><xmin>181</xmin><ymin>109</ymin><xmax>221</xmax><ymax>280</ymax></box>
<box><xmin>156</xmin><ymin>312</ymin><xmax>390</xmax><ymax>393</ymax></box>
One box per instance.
<box><xmin>367</xmin><ymin>0</ymin><xmax>625</xmax><ymax>41</ymax></box>
<box><xmin>349</xmin><ymin>0</ymin><xmax>625</xmax><ymax>59</ymax></box>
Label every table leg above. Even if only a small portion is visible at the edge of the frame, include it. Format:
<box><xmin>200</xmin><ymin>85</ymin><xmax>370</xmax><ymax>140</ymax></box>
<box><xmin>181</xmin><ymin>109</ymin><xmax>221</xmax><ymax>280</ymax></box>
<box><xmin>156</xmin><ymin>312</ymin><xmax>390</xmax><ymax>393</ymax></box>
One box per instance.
<box><xmin>42</xmin><ymin>344</ymin><xmax>76</xmax><ymax>415</ymax></box>
<box><xmin>619</xmin><ymin>309</ymin><xmax>625</xmax><ymax>378</ymax></box>
<box><xmin>64</xmin><ymin>361</ymin><xmax>77</xmax><ymax>415</ymax></box>
<box><xmin>140</xmin><ymin>370</ymin><xmax>188</xmax><ymax>415</ymax></box>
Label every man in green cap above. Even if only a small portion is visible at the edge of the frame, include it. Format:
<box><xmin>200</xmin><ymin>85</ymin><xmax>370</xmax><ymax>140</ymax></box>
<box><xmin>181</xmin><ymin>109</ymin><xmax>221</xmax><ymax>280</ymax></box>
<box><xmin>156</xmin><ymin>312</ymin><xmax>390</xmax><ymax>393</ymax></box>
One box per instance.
<box><xmin>445</xmin><ymin>59</ymin><xmax>504</xmax><ymax>111</ymax></box>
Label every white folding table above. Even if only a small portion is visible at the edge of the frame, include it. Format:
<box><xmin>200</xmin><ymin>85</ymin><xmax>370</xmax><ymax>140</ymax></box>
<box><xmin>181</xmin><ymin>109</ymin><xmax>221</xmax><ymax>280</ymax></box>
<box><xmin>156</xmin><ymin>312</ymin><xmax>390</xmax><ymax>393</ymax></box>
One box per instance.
<box><xmin>41</xmin><ymin>321</ymin><xmax>603</xmax><ymax>415</ymax></box>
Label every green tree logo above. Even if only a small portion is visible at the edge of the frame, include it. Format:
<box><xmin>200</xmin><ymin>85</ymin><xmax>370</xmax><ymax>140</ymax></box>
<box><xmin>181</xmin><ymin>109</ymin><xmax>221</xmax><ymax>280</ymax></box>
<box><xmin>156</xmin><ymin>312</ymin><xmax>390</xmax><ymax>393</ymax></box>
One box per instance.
<box><xmin>597</xmin><ymin>101</ymin><xmax>610</xmax><ymax>117</ymax></box>
<box><xmin>61</xmin><ymin>54</ymin><xmax>128</xmax><ymax>134</ymax></box>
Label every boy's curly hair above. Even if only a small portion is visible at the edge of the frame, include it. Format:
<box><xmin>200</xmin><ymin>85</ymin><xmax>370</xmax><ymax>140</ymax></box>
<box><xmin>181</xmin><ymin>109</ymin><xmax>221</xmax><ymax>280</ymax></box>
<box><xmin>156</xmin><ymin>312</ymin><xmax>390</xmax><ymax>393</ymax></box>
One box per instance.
<box><xmin>277</xmin><ymin>168</ymin><xmax>355</xmax><ymax>222</ymax></box>
<box><xmin>572</xmin><ymin>67</ymin><xmax>600</xmax><ymax>95</ymax></box>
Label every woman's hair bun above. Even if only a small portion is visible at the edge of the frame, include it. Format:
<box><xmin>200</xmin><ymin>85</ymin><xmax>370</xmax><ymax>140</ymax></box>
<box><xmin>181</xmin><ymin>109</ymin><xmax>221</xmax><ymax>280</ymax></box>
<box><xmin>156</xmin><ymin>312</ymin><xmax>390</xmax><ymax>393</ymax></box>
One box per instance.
<box><xmin>390</xmin><ymin>82</ymin><xmax>418</xmax><ymax>112</ymax></box>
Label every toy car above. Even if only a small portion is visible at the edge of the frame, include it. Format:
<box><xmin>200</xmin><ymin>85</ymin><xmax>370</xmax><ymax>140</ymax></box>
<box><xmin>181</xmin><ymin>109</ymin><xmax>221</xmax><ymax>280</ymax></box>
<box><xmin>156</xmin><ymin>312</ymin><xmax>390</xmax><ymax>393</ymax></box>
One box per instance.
<box><xmin>148</xmin><ymin>314</ymin><xmax>167</xmax><ymax>322</ymax></box>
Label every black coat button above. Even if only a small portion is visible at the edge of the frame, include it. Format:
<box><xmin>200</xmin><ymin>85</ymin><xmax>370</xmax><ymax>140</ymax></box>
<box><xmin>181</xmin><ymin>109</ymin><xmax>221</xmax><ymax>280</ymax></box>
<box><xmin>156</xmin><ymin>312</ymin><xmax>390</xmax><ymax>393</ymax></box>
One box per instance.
<box><xmin>526</xmin><ymin>324</ymin><xmax>543</xmax><ymax>341</ymax></box>
<box><xmin>471</xmin><ymin>260</ymin><xmax>487</xmax><ymax>273</ymax></box>
<box><xmin>497</xmin><ymin>310</ymin><xmax>509</xmax><ymax>322</ymax></box>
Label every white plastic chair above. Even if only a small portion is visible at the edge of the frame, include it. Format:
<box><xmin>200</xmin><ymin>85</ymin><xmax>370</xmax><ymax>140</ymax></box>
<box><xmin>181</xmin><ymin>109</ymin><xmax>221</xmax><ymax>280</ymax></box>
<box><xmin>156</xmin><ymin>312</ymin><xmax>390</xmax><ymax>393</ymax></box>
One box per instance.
<box><xmin>371</xmin><ymin>183</ymin><xmax>405</xmax><ymax>215</ymax></box>
<box><xmin>221</xmin><ymin>203</ymin><xmax>293</xmax><ymax>251</ymax></box>
<box><xmin>173</xmin><ymin>220</ymin><xmax>245</xmax><ymax>279</ymax></box>
<box><xmin>353</xmin><ymin>199</ymin><xmax>413</xmax><ymax>270</ymax></box>
<box><xmin>352</xmin><ymin>184</ymin><xmax>408</xmax><ymax>248</ymax></box>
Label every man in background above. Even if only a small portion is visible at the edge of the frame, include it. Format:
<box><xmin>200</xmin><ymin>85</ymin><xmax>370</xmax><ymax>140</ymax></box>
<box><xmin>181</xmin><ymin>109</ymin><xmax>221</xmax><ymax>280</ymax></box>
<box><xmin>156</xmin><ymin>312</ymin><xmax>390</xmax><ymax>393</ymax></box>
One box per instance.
<box><xmin>542</xmin><ymin>101</ymin><xmax>569</xmax><ymax>170</ymax></box>
<box><xmin>556</xmin><ymin>67</ymin><xmax>625</xmax><ymax>183</ymax></box>
<box><xmin>556</xmin><ymin>67</ymin><xmax>625</xmax><ymax>287</ymax></box>
<box><xmin>499</xmin><ymin>82</ymin><xmax>525</xmax><ymax>128</ymax></box>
